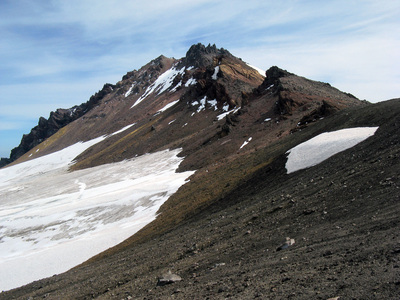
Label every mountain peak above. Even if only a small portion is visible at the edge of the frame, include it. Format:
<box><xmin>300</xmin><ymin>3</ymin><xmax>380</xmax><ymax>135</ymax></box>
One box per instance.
<box><xmin>184</xmin><ymin>43</ymin><xmax>231</xmax><ymax>68</ymax></box>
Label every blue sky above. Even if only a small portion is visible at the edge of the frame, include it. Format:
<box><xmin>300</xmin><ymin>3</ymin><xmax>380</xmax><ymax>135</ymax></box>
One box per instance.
<box><xmin>1</xmin><ymin>0</ymin><xmax>399</xmax><ymax>158</ymax></box>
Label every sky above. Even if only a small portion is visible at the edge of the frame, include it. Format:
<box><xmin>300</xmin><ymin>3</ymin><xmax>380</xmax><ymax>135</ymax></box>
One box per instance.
<box><xmin>1</xmin><ymin>0</ymin><xmax>399</xmax><ymax>158</ymax></box>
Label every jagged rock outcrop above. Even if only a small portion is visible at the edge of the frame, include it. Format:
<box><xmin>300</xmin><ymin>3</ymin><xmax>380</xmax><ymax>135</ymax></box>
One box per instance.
<box><xmin>0</xmin><ymin>157</ymin><xmax>11</xmax><ymax>168</ymax></box>
<box><xmin>5</xmin><ymin>83</ymin><xmax>114</xmax><ymax>164</ymax></box>
<box><xmin>259</xmin><ymin>65</ymin><xmax>293</xmax><ymax>91</ymax></box>
<box><xmin>183</xmin><ymin>43</ymin><xmax>231</xmax><ymax>69</ymax></box>
<box><xmin>254</xmin><ymin>66</ymin><xmax>364</xmax><ymax>119</ymax></box>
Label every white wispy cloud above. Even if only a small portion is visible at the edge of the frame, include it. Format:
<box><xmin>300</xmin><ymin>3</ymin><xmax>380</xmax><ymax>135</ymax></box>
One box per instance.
<box><xmin>0</xmin><ymin>0</ymin><xmax>399</xmax><ymax>157</ymax></box>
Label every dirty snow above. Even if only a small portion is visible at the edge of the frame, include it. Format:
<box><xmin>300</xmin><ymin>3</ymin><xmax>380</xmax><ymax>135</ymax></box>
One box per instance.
<box><xmin>0</xmin><ymin>131</ymin><xmax>194</xmax><ymax>291</ymax></box>
<box><xmin>285</xmin><ymin>127</ymin><xmax>378</xmax><ymax>174</ymax></box>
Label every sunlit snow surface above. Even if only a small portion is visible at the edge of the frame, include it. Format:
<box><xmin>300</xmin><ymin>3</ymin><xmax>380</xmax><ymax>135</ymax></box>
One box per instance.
<box><xmin>131</xmin><ymin>66</ymin><xmax>186</xmax><ymax>109</ymax></box>
<box><xmin>247</xmin><ymin>63</ymin><xmax>265</xmax><ymax>76</ymax></box>
<box><xmin>285</xmin><ymin>127</ymin><xmax>378</xmax><ymax>174</ymax></box>
<box><xmin>0</xmin><ymin>136</ymin><xmax>194</xmax><ymax>291</ymax></box>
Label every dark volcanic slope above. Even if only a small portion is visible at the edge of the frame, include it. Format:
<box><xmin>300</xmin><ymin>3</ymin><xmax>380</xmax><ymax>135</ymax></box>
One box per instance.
<box><xmin>2</xmin><ymin>99</ymin><xmax>399</xmax><ymax>299</ymax></box>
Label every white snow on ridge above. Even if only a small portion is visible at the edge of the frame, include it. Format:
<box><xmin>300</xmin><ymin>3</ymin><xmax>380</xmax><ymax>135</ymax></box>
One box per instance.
<box><xmin>0</xmin><ymin>131</ymin><xmax>194</xmax><ymax>291</ymax></box>
<box><xmin>131</xmin><ymin>66</ymin><xmax>185</xmax><ymax>109</ymax></box>
<box><xmin>285</xmin><ymin>127</ymin><xmax>378</xmax><ymax>174</ymax></box>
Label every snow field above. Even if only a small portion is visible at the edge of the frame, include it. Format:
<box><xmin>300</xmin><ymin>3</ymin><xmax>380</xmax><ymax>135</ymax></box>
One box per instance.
<box><xmin>285</xmin><ymin>127</ymin><xmax>379</xmax><ymax>174</ymax></box>
<box><xmin>0</xmin><ymin>134</ymin><xmax>194</xmax><ymax>291</ymax></box>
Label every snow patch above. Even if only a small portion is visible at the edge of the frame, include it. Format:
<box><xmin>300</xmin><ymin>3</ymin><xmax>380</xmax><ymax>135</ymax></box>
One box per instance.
<box><xmin>191</xmin><ymin>97</ymin><xmax>218</xmax><ymax>113</ymax></box>
<box><xmin>212</xmin><ymin>66</ymin><xmax>220</xmax><ymax>80</ymax></box>
<box><xmin>217</xmin><ymin>107</ymin><xmax>240</xmax><ymax>121</ymax></box>
<box><xmin>158</xmin><ymin>99</ymin><xmax>180</xmax><ymax>113</ymax></box>
<box><xmin>184</xmin><ymin>77</ymin><xmax>197</xmax><ymax>87</ymax></box>
<box><xmin>195</xmin><ymin>96</ymin><xmax>207</xmax><ymax>113</ymax></box>
<box><xmin>239</xmin><ymin>137</ymin><xmax>252</xmax><ymax>150</ymax></box>
<box><xmin>208</xmin><ymin>99</ymin><xmax>218</xmax><ymax>111</ymax></box>
<box><xmin>109</xmin><ymin>123</ymin><xmax>136</xmax><ymax>136</ymax></box>
<box><xmin>285</xmin><ymin>127</ymin><xmax>379</xmax><ymax>174</ymax></box>
<box><xmin>125</xmin><ymin>82</ymin><xmax>137</xmax><ymax>97</ymax></box>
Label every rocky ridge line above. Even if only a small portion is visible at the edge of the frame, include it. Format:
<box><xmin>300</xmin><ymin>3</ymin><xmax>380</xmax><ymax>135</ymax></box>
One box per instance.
<box><xmin>0</xmin><ymin>83</ymin><xmax>114</xmax><ymax>167</ymax></box>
